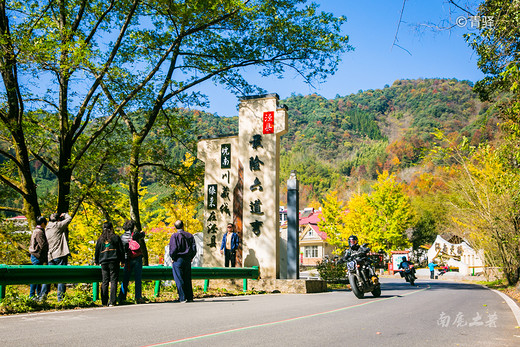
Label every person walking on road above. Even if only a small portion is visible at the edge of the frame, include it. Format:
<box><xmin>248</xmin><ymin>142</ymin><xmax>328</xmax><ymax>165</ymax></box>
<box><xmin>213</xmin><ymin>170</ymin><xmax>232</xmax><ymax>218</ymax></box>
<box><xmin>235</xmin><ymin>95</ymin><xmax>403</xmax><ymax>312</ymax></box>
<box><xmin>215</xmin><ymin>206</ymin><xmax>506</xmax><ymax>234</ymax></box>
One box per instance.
<box><xmin>29</xmin><ymin>216</ymin><xmax>48</xmax><ymax>300</ymax></box>
<box><xmin>45</xmin><ymin>212</ymin><xmax>72</xmax><ymax>301</ymax></box>
<box><xmin>220</xmin><ymin>223</ymin><xmax>239</xmax><ymax>267</ymax></box>
<box><xmin>428</xmin><ymin>261</ymin><xmax>438</xmax><ymax>279</ymax></box>
<box><xmin>95</xmin><ymin>221</ymin><xmax>125</xmax><ymax>306</ymax></box>
<box><xmin>169</xmin><ymin>220</ymin><xmax>197</xmax><ymax>303</ymax></box>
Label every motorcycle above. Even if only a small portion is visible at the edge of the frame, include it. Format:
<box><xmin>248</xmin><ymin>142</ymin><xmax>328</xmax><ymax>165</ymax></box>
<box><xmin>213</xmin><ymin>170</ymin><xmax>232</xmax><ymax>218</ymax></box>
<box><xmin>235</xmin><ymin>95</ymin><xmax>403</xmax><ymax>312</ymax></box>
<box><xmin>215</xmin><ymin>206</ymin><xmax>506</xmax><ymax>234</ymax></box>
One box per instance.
<box><xmin>345</xmin><ymin>244</ymin><xmax>381</xmax><ymax>299</ymax></box>
<box><xmin>400</xmin><ymin>263</ymin><xmax>416</xmax><ymax>286</ymax></box>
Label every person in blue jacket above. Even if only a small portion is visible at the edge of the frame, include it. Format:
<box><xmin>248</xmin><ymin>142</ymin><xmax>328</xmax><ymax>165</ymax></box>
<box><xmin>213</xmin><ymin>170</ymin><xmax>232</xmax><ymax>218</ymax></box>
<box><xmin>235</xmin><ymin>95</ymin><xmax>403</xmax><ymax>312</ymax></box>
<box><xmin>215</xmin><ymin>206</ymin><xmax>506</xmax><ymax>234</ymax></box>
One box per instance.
<box><xmin>220</xmin><ymin>223</ymin><xmax>239</xmax><ymax>267</ymax></box>
<box><xmin>428</xmin><ymin>261</ymin><xmax>438</xmax><ymax>279</ymax></box>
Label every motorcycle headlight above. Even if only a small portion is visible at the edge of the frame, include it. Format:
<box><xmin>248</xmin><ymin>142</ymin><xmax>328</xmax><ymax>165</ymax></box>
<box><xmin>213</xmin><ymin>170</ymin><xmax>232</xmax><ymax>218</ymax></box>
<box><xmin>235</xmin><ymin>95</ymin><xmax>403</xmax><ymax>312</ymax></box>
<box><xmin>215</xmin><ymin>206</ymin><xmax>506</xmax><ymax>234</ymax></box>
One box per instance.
<box><xmin>347</xmin><ymin>261</ymin><xmax>356</xmax><ymax>271</ymax></box>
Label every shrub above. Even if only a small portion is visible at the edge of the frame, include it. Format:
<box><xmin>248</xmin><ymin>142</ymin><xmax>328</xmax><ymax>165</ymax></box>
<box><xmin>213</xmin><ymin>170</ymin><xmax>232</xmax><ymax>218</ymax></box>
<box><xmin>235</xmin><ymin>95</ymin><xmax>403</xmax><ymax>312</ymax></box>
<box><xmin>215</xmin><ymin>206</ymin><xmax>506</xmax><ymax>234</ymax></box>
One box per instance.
<box><xmin>316</xmin><ymin>259</ymin><xmax>347</xmax><ymax>281</ymax></box>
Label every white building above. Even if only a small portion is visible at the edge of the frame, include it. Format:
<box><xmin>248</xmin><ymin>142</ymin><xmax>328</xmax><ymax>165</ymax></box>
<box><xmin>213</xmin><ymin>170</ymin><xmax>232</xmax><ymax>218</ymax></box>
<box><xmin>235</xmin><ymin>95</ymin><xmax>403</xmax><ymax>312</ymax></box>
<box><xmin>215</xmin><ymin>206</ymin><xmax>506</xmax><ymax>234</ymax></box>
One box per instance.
<box><xmin>427</xmin><ymin>235</ymin><xmax>485</xmax><ymax>276</ymax></box>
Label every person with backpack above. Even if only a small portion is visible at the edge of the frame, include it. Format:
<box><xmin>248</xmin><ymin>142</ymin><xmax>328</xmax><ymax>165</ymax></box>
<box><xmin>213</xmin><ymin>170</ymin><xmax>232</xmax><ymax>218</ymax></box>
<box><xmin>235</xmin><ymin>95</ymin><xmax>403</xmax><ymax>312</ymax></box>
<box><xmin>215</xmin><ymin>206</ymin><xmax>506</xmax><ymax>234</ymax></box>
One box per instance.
<box><xmin>95</xmin><ymin>221</ymin><xmax>124</xmax><ymax>306</ymax></box>
<box><xmin>29</xmin><ymin>216</ymin><xmax>49</xmax><ymax>300</ymax></box>
<box><xmin>118</xmin><ymin>219</ymin><xmax>146</xmax><ymax>304</ymax></box>
<box><xmin>169</xmin><ymin>220</ymin><xmax>197</xmax><ymax>303</ymax></box>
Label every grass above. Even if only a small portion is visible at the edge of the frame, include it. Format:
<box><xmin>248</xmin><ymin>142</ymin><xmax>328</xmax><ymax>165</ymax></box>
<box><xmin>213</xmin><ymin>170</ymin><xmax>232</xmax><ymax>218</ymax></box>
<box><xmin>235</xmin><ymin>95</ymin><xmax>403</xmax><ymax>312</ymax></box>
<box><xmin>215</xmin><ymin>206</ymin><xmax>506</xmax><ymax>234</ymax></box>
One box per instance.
<box><xmin>4</xmin><ymin>278</ymin><xmax>519</xmax><ymax>315</ymax></box>
<box><xmin>0</xmin><ymin>281</ymin><xmax>265</xmax><ymax>315</ymax></box>
<box><xmin>476</xmin><ymin>279</ymin><xmax>520</xmax><ymax>304</ymax></box>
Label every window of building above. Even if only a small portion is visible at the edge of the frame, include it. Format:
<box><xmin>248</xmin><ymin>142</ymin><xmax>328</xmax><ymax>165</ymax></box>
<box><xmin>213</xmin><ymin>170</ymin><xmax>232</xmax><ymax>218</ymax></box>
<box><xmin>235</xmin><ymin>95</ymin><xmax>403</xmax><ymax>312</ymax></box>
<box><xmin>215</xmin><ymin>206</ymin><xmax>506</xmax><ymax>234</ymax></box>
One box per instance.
<box><xmin>304</xmin><ymin>246</ymin><xmax>318</xmax><ymax>258</ymax></box>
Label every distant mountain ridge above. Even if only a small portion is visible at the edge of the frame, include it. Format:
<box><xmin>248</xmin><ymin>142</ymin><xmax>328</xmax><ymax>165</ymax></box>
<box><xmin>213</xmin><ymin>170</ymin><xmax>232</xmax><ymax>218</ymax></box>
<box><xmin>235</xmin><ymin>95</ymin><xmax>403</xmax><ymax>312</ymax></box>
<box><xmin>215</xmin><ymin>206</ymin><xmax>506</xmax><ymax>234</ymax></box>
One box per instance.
<box><xmin>193</xmin><ymin>78</ymin><xmax>497</xmax><ymax>204</ymax></box>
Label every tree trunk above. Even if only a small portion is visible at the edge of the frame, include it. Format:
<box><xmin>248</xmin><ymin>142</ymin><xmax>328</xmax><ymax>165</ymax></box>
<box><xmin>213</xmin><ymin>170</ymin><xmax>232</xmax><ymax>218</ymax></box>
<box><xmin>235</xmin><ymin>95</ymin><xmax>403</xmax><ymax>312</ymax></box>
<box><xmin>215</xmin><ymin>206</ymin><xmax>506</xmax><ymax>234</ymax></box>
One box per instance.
<box><xmin>128</xmin><ymin>142</ymin><xmax>149</xmax><ymax>265</ymax></box>
<box><xmin>128</xmin><ymin>154</ymin><xmax>141</xmax><ymax>231</ymax></box>
<box><xmin>0</xmin><ymin>3</ymin><xmax>41</xmax><ymax>227</ymax></box>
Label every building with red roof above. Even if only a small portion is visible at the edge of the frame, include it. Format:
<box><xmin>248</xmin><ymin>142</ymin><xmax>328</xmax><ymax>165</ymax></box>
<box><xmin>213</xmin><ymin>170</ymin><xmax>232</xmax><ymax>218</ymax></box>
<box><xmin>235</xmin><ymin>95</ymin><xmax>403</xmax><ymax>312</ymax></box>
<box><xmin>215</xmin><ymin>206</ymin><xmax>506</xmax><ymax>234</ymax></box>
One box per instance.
<box><xmin>298</xmin><ymin>208</ymin><xmax>334</xmax><ymax>266</ymax></box>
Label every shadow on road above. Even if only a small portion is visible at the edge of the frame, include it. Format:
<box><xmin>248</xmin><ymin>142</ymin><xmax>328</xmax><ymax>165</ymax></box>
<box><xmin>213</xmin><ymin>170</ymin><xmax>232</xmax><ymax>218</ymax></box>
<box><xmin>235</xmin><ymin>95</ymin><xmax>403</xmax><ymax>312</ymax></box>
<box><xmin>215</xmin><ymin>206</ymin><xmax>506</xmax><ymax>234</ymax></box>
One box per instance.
<box><xmin>202</xmin><ymin>298</ymin><xmax>250</xmax><ymax>303</ymax></box>
<box><xmin>380</xmin><ymin>280</ymin><xmax>487</xmax><ymax>292</ymax></box>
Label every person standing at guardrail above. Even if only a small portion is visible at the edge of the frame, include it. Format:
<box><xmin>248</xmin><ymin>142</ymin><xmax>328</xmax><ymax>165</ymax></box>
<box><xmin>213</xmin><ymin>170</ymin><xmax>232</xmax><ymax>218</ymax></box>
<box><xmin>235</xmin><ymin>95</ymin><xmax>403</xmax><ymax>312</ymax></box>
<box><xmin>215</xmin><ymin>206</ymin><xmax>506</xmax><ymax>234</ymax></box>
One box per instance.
<box><xmin>220</xmin><ymin>223</ymin><xmax>239</xmax><ymax>267</ymax></box>
<box><xmin>45</xmin><ymin>212</ymin><xmax>72</xmax><ymax>302</ymax></box>
<box><xmin>95</xmin><ymin>221</ymin><xmax>125</xmax><ymax>306</ymax></box>
<box><xmin>119</xmin><ymin>219</ymin><xmax>146</xmax><ymax>304</ymax></box>
<box><xmin>169</xmin><ymin>220</ymin><xmax>197</xmax><ymax>303</ymax></box>
<box><xmin>29</xmin><ymin>216</ymin><xmax>48</xmax><ymax>300</ymax></box>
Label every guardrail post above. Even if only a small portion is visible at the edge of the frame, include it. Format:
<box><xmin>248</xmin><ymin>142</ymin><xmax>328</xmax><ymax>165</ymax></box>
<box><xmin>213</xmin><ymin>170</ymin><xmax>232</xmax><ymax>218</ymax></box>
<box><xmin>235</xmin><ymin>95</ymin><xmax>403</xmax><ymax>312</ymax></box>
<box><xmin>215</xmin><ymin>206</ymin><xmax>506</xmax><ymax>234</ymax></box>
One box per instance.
<box><xmin>243</xmin><ymin>279</ymin><xmax>247</xmax><ymax>292</ymax></box>
<box><xmin>204</xmin><ymin>279</ymin><xmax>209</xmax><ymax>293</ymax></box>
<box><xmin>154</xmin><ymin>280</ymin><xmax>161</xmax><ymax>297</ymax></box>
<box><xmin>92</xmin><ymin>282</ymin><xmax>99</xmax><ymax>302</ymax></box>
<box><xmin>0</xmin><ymin>284</ymin><xmax>5</xmax><ymax>301</ymax></box>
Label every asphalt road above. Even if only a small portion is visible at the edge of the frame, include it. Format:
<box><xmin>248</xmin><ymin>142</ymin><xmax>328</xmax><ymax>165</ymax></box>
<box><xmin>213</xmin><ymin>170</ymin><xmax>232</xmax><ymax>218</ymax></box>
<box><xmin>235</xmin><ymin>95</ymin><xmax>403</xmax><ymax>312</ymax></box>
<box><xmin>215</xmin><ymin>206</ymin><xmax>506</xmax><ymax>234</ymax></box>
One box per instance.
<box><xmin>1</xmin><ymin>278</ymin><xmax>519</xmax><ymax>347</ymax></box>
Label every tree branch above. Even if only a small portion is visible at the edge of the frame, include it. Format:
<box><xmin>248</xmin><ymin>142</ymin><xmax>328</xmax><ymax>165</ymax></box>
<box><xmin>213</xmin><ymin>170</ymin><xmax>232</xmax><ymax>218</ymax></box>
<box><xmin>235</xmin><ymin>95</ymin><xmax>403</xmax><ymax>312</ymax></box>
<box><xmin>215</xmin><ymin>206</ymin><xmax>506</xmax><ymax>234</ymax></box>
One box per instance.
<box><xmin>0</xmin><ymin>174</ymin><xmax>24</xmax><ymax>197</ymax></box>
<box><xmin>0</xmin><ymin>206</ymin><xmax>24</xmax><ymax>214</ymax></box>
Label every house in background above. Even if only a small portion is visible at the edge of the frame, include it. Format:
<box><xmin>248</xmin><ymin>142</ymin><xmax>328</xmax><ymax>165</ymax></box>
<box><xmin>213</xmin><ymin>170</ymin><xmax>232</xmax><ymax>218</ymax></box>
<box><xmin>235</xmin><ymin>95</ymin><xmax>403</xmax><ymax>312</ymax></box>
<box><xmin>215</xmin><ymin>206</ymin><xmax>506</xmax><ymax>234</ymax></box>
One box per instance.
<box><xmin>279</xmin><ymin>206</ymin><xmax>337</xmax><ymax>266</ymax></box>
<box><xmin>298</xmin><ymin>208</ymin><xmax>334</xmax><ymax>266</ymax></box>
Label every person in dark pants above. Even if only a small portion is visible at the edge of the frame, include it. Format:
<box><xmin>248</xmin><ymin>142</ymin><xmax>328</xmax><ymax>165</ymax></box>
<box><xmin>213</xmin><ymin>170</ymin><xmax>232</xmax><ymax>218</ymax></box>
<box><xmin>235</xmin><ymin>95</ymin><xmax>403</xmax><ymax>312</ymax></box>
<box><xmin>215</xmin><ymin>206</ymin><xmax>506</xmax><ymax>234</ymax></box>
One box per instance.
<box><xmin>118</xmin><ymin>219</ymin><xmax>146</xmax><ymax>304</ymax></box>
<box><xmin>95</xmin><ymin>221</ymin><xmax>124</xmax><ymax>306</ymax></box>
<box><xmin>29</xmin><ymin>216</ymin><xmax>48</xmax><ymax>300</ymax></box>
<box><xmin>220</xmin><ymin>223</ymin><xmax>239</xmax><ymax>267</ymax></box>
<box><xmin>169</xmin><ymin>220</ymin><xmax>196</xmax><ymax>303</ymax></box>
<box><xmin>428</xmin><ymin>261</ymin><xmax>438</xmax><ymax>279</ymax></box>
<box><xmin>45</xmin><ymin>212</ymin><xmax>73</xmax><ymax>301</ymax></box>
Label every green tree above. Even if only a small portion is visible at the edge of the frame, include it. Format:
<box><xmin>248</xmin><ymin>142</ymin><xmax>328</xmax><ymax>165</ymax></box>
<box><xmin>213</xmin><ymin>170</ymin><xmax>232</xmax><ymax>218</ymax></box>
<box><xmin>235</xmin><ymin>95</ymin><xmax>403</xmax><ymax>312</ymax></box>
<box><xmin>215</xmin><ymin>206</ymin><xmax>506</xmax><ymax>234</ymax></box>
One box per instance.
<box><xmin>466</xmin><ymin>0</ymin><xmax>520</xmax><ymax>102</ymax></box>
<box><xmin>343</xmin><ymin>192</ymin><xmax>373</xmax><ymax>245</ymax></box>
<box><xmin>463</xmin><ymin>0</ymin><xmax>520</xmax><ymax>286</ymax></box>
<box><xmin>433</xmin><ymin>133</ymin><xmax>520</xmax><ymax>286</ymax></box>
<box><xmin>365</xmin><ymin>171</ymin><xmax>414</xmax><ymax>252</ymax></box>
<box><xmin>0</xmin><ymin>0</ymin><xmax>351</xmax><ymax>229</ymax></box>
<box><xmin>0</xmin><ymin>0</ymin><xmax>142</xmax><ymax>225</ymax></box>
<box><xmin>318</xmin><ymin>191</ymin><xmax>348</xmax><ymax>254</ymax></box>
<box><xmin>341</xmin><ymin>171</ymin><xmax>414</xmax><ymax>253</ymax></box>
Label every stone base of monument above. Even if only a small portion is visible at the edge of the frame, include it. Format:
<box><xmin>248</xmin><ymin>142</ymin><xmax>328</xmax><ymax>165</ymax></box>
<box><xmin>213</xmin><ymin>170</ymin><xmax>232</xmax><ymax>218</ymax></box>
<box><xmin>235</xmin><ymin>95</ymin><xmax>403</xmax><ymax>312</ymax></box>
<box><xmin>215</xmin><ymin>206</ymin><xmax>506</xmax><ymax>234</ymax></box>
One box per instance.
<box><xmin>194</xmin><ymin>279</ymin><xmax>328</xmax><ymax>294</ymax></box>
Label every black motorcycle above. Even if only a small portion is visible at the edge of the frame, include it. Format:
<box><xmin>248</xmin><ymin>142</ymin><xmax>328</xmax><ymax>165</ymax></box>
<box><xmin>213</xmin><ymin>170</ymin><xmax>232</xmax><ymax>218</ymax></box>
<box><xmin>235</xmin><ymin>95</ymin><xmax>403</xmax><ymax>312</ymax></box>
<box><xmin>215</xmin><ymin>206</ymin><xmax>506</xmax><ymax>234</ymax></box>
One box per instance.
<box><xmin>402</xmin><ymin>266</ymin><xmax>415</xmax><ymax>286</ymax></box>
<box><xmin>345</xmin><ymin>245</ymin><xmax>381</xmax><ymax>299</ymax></box>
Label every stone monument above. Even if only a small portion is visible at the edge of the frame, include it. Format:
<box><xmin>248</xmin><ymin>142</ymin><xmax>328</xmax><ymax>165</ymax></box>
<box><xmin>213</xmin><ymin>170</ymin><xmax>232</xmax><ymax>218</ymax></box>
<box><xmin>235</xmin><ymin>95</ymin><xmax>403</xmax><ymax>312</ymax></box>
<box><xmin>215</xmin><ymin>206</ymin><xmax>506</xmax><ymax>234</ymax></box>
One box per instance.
<box><xmin>197</xmin><ymin>94</ymin><xmax>288</xmax><ymax>279</ymax></box>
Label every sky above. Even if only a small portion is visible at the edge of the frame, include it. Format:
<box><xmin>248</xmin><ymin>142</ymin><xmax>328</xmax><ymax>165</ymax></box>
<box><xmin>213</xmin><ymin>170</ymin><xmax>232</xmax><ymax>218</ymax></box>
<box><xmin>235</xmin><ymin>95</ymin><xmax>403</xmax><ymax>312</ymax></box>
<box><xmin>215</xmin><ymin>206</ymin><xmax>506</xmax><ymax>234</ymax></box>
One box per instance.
<box><xmin>195</xmin><ymin>0</ymin><xmax>483</xmax><ymax>117</ymax></box>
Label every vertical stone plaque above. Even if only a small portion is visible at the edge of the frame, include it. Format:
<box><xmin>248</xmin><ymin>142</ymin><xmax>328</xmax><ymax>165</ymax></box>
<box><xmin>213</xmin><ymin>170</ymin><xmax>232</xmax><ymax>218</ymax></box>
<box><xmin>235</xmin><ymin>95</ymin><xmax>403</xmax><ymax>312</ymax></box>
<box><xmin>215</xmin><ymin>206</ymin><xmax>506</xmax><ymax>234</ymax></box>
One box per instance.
<box><xmin>197</xmin><ymin>94</ymin><xmax>287</xmax><ymax>278</ymax></box>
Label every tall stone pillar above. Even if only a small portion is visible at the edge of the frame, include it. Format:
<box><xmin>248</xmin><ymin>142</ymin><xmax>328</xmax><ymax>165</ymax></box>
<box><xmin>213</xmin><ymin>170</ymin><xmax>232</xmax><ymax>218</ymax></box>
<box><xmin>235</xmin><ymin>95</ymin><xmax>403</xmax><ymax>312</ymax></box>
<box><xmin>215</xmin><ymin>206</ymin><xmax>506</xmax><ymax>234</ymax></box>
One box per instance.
<box><xmin>287</xmin><ymin>170</ymin><xmax>299</xmax><ymax>279</ymax></box>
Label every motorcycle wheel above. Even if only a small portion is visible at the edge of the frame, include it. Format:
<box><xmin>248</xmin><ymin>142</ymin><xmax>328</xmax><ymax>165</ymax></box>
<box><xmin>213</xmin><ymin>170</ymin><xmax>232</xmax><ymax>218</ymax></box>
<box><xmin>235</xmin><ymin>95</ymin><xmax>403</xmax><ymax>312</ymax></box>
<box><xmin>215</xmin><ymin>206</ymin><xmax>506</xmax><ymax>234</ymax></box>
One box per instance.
<box><xmin>371</xmin><ymin>284</ymin><xmax>381</xmax><ymax>298</ymax></box>
<box><xmin>407</xmin><ymin>274</ymin><xmax>415</xmax><ymax>286</ymax></box>
<box><xmin>349</xmin><ymin>274</ymin><xmax>364</xmax><ymax>299</ymax></box>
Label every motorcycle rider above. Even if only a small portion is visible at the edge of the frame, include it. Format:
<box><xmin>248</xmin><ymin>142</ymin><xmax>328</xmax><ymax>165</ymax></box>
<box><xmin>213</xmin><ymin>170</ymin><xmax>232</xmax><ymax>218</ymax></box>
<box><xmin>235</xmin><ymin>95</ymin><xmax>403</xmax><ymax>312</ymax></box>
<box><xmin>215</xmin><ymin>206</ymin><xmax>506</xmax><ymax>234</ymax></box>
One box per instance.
<box><xmin>398</xmin><ymin>256</ymin><xmax>417</xmax><ymax>279</ymax></box>
<box><xmin>343</xmin><ymin>235</ymin><xmax>361</xmax><ymax>259</ymax></box>
<box><xmin>340</xmin><ymin>235</ymin><xmax>375</xmax><ymax>278</ymax></box>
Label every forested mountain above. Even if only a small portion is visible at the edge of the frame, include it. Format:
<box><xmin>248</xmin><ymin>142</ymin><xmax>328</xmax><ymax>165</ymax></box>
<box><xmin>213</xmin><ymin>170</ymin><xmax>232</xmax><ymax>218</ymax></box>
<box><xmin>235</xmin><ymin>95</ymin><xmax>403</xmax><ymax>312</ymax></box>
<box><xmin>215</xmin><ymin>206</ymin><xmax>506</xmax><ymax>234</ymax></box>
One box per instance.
<box><xmin>193</xmin><ymin>78</ymin><xmax>497</xmax><ymax>205</ymax></box>
<box><xmin>0</xmin><ymin>78</ymin><xmax>496</xmax><ymax>216</ymax></box>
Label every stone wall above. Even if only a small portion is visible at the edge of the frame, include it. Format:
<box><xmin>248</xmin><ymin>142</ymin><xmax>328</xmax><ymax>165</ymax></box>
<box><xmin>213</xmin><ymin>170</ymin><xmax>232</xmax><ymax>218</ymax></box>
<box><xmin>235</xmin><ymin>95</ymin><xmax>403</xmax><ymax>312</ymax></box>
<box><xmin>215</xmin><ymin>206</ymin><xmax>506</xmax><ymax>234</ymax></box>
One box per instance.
<box><xmin>196</xmin><ymin>279</ymin><xmax>328</xmax><ymax>294</ymax></box>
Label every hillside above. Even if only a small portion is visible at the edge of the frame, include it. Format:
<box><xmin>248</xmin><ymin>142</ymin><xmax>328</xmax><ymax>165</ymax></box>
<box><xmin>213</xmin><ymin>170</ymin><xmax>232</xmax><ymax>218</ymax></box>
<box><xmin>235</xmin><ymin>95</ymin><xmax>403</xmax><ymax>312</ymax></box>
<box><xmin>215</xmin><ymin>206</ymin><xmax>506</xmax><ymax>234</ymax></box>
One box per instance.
<box><xmin>1</xmin><ymin>78</ymin><xmax>495</xmax><ymax>215</ymax></box>
<box><xmin>193</xmin><ymin>78</ymin><xmax>497</xmax><ymax>204</ymax></box>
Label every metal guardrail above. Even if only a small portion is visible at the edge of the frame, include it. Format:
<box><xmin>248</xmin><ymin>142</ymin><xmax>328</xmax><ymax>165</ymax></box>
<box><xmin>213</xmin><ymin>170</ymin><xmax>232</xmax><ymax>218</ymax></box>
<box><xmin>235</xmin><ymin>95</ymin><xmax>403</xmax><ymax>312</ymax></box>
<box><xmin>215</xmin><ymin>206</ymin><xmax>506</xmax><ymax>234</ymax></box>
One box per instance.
<box><xmin>0</xmin><ymin>264</ymin><xmax>260</xmax><ymax>301</ymax></box>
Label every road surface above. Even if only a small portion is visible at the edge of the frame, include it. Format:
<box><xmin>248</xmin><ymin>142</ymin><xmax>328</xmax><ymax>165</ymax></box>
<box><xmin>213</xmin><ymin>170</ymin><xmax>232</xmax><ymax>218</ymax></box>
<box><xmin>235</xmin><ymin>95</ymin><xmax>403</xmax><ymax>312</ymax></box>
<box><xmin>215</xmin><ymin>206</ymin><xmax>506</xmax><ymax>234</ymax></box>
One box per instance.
<box><xmin>1</xmin><ymin>278</ymin><xmax>519</xmax><ymax>346</ymax></box>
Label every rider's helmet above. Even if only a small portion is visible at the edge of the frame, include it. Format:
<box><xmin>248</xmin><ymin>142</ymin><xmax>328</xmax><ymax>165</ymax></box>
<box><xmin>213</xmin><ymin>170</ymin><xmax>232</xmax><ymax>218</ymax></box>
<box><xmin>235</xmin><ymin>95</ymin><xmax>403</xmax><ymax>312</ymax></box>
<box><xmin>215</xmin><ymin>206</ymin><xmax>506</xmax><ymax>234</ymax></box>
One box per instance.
<box><xmin>348</xmin><ymin>235</ymin><xmax>359</xmax><ymax>248</ymax></box>
<box><xmin>402</xmin><ymin>256</ymin><xmax>407</xmax><ymax>262</ymax></box>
